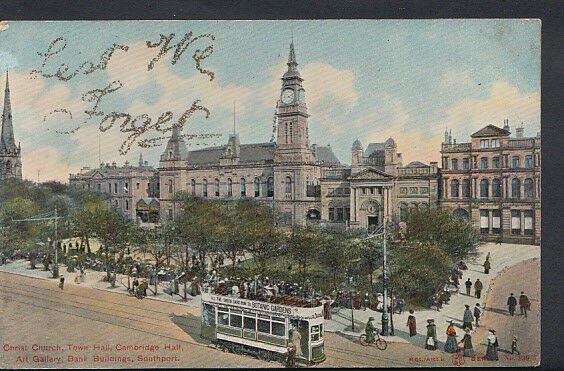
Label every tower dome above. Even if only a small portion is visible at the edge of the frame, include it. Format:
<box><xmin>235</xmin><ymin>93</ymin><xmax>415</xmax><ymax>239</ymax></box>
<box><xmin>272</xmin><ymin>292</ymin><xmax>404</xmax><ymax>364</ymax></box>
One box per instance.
<box><xmin>352</xmin><ymin>139</ymin><xmax>363</xmax><ymax>151</ymax></box>
<box><xmin>384</xmin><ymin>137</ymin><xmax>396</xmax><ymax>148</ymax></box>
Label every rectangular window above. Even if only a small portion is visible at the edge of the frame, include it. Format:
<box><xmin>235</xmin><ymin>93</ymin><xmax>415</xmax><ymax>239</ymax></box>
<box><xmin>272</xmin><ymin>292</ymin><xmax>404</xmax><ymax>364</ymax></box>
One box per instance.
<box><xmin>345</xmin><ymin>207</ymin><xmax>350</xmax><ymax>221</ymax></box>
<box><xmin>136</xmin><ymin>183</ymin><xmax>140</xmax><ymax>190</ymax></box>
<box><xmin>114</xmin><ymin>183</ymin><xmax>118</xmax><ymax>193</ymax></box>
<box><xmin>230</xmin><ymin>314</ymin><xmax>242</xmax><ymax>328</ymax></box>
<box><xmin>524</xmin><ymin>210</ymin><xmax>534</xmax><ymax>236</ymax></box>
<box><xmin>512</xmin><ymin>156</ymin><xmax>519</xmax><ymax>169</ymax></box>
<box><xmin>328</xmin><ymin>208</ymin><xmax>335</xmax><ymax>221</ymax></box>
<box><xmin>218</xmin><ymin>311</ymin><xmax>229</xmax><ymax>325</ymax></box>
<box><xmin>511</xmin><ymin>210</ymin><xmax>521</xmax><ymax>235</ymax></box>
<box><xmin>480</xmin><ymin>210</ymin><xmax>489</xmax><ymax>234</ymax></box>
<box><xmin>257</xmin><ymin>319</ymin><xmax>270</xmax><ymax>334</ymax></box>
<box><xmin>492</xmin><ymin>209</ymin><xmax>501</xmax><ymax>234</ymax></box>
<box><xmin>168</xmin><ymin>209</ymin><xmax>173</xmax><ymax>220</ymax></box>
<box><xmin>244</xmin><ymin>316</ymin><xmax>256</xmax><ymax>331</ymax></box>
<box><xmin>336</xmin><ymin>208</ymin><xmax>344</xmax><ymax>221</ymax></box>
<box><xmin>311</xmin><ymin>325</ymin><xmax>320</xmax><ymax>342</ymax></box>
<box><xmin>108</xmin><ymin>183</ymin><xmax>112</xmax><ymax>193</ymax></box>
<box><xmin>98</xmin><ymin>183</ymin><xmax>101</xmax><ymax>191</ymax></box>
<box><xmin>491</xmin><ymin>139</ymin><xmax>500</xmax><ymax>148</ymax></box>
<box><xmin>462</xmin><ymin>158</ymin><xmax>470</xmax><ymax>170</ymax></box>
<box><xmin>492</xmin><ymin>157</ymin><xmax>500</xmax><ymax>168</ymax></box>
<box><xmin>480</xmin><ymin>139</ymin><xmax>489</xmax><ymax>149</ymax></box>
<box><xmin>272</xmin><ymin>322</ymin><xmax>285</xmax><ymax>337</ymax></box>
<box><xmin>524</xmin><ymin>155</ymin><xmax>533</xmax><ymax>168</ymax></box>
<box><xmin>480</xmin><ymin>157</ymin><xmax>488</xmax><ymax>169</ymax></box>
<box><xmin>451</xmin><ymin>158</ymin><xmax>458</xmax><ymax>170</ymax></box>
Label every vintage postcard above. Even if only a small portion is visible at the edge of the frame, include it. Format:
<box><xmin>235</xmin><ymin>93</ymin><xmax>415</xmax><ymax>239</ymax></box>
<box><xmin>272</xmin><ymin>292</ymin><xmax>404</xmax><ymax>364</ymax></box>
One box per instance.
<box><xmin>0</xmin><ymin>20</ymin><xmax>540</xmax><ymax>368</ymax></box>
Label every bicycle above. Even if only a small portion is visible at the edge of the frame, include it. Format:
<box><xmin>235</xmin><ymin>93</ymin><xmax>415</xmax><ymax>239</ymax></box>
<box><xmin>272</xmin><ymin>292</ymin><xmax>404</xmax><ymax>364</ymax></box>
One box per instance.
<box><xmin>359</xmin><ymin>331</ymin><xmax>388</xmax><ymax>350</ymax></box>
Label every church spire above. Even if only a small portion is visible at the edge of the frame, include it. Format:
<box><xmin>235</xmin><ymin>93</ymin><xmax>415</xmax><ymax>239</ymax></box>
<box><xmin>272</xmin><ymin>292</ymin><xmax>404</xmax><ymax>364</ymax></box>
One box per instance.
<box><xmin>283</xmin><ymin>40</ymin><xmax>301</xmax><ymax>79</ymax></box>
<box><xmin>1</xmin><ymin>71</ymin><xmax>16</xmax><ymax>153</ymax></box>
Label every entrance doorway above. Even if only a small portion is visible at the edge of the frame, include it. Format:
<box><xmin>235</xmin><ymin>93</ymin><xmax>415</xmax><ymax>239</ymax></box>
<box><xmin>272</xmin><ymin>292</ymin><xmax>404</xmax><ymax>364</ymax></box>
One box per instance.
<box><xmin>368</xmin><ymin>216</ymin><xmax>379</xmax><ymax>227</ymax></box>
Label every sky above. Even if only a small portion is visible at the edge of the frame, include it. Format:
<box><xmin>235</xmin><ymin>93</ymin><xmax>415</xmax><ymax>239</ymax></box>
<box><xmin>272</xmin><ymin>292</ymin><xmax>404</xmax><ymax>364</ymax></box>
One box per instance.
<box><xmin>0</xmin><ymin>20</ymin><xmax>540</xmax><ymax>183</ymax></box>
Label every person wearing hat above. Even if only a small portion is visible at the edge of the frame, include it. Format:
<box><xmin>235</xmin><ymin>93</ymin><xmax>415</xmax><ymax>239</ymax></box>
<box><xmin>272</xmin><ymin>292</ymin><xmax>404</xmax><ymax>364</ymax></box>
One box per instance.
<box><xmin>425</xmin><ymin>319</ymin><xmax>438</xmax><ymax>350</ymax></box>
<box><xmin>474</xmin><ymin>303</ymin><xmax>482</xmax><ymax>327</ymax></box>
<box><xmin>485</xmin><ymin>329</ymin><xmax>499</xmax><ymax>360</ymax></box>
<box><xmin>444</xmin><ymin>320</ymin><xmax>458</xmax><ymax>353</ymax></box>
<box><xmin>519</xmin><ymin>291</ymin><xmax>530</xmax><ymax>317</ymax></box>
<box><xmin>458</xmin><ymin>327</ymin><xmax>475</xmax><ymax>357</ymax></box>
<box><xmin>406</xmin><ymin>309</ymin><xmax>417</xmax><ymax>337</ymax></box>
<box><xmin>507</xmin><ymin>293</ymin><xmax>517</xmax><ymax>316</ymax></box>
<box><xmin>464</xmin><ymin>278</ymin><xmax>473</xmax><ymax>296</ymax></box>
<box><xmin>511</xmin><ymin>335</ymin><xmax>520</xmax><ymax>355</ymax></box>
<box><xmin>462</xmin><ymin>304</ymin><xmax>473</xmax><ymax>330</ymax></box>
<box><xmin>474</xmin><ymin>278</ymin><xmax>483</xmax><ymax>298</ymax></box>
<box><xmin>365</xmin><ymin>316</ymin><xmax>376</xmax><ymax>343</ymax></box>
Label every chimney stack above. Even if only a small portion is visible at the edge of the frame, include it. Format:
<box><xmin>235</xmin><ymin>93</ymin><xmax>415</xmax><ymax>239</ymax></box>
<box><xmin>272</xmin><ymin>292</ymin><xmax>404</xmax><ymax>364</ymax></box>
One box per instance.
<box><xmin>516</xmin><ymin>123</ymin><xmax>524</xmax><ymax>138</ymax></box>
<box><xmin>503</xmin><ymin>118</ymin><xmax>510</xmax><ymax>132</ymax></box>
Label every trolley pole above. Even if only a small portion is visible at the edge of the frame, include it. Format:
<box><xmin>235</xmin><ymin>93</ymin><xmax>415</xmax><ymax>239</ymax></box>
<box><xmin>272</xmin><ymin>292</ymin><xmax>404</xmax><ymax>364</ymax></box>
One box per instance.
<box><xmin>53</xmin><ymin>208</ymin><xmax>59</xmax><ymax>278</ymax></box>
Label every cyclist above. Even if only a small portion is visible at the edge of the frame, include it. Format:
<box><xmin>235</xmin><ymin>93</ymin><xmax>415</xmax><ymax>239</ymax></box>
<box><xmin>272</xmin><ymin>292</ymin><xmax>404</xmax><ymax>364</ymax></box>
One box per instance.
<box><xmin>365</xmin><ymin>316</ymin><xmax>376</xmax><ymax>342</ymax></box>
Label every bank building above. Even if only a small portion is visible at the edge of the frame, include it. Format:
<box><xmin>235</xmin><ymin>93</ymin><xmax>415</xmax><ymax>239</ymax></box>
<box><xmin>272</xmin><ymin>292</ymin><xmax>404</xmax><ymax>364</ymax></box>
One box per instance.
<box><xmin>157</xmin><ymin>42</ymin><xmax>439</xmax><ymax>230</ymax></box>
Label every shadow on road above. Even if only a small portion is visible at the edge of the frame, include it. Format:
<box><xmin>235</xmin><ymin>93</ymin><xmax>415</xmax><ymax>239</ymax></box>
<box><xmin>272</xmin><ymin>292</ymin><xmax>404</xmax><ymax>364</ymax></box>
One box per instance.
<box><xmin>169</xmin><ymin>313</ymin><xmax>210</xmax><ymax>346</ymax></box>
<box><xmin>483</xmin><ymin>306</ymin><xmax>509</xmax><ymax>315</ymax></box>
<box><xmin>393</xmin><ymin>328</ymin><xmax>439</xmax><ymax>349</ymax></box>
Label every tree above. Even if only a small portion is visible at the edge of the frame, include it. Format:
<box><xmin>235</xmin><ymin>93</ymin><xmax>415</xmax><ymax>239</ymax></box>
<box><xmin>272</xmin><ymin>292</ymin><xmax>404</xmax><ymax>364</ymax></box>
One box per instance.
<box><xmin>286</xmin><ymin>224</ymin><xmax>329</xmax><ymax>286</ymax></box>
<box><xmin>402</xmin><ymin>208</ymin><xmax>480</xmax><ymax>261</ymax></box>
<box><xmin>388</xmin><ymin>240</ymin><xmax>453</xmax><ymax>306</ymax></box>
<box><xmin>136</xmin><ymin>226</ymin><xmax>168</xmax><ymax>296</ymax></box>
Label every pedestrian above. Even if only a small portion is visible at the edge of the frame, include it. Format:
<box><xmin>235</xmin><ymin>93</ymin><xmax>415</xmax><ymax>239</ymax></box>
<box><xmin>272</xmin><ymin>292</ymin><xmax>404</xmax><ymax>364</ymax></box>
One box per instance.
<box><xmin>444</xmin><ymin>321</ymin><xmax>458</xmax><ymax>353</ymax></box>
<box><xmin>459</xmin><ymin>327</ymin><xmax>475</xmax><ymax>357</ymax></box>
<box><xmin>285</xmin><ymin>345</ymin><xmax>296</xmax><ymax>368</ymax></box>
<box><xmin>58</xmin><ymin>276</ymin><xmax>65</xmax><ymax>290</ymax></box>
<box><xmin>425</xmin><ymin>319</ymin><xmax>438</xmax><ymax>350</ymax></box>
<box><xmin>354</xmin><ymin>291</ymin><xmax>361</xmax><ymax>310</ymax></box>
<box><xmin>474</xmin><ymin>279</ymin><xmax>483</xmax><ymax>298</ymax></box>
<box><xmin>511</xmin><ymin>335</ymin><xmax>520</xmax><ymax>355</ymax></box>
<box><xmin>483</xmin><ymin>259</ymin><xmax>491</xmax><ymax>274</ymax></box>
<box><xmin>474</xmin><ymin>303</ymin><xmax>482</xmax><ymax>327</ymax></box>
<box><xmin>407</xmin><ymin>309</ymin><xmax>417</xmax><ymax>337</ymax></box>
<box><xmin>485</xmin><ymin>329</ymin><xmax>499</xmax><ymax>361</ymax></box>
<box><xmin>465</xmin><ymin>278</ymin><xmax>472</xmax><ymax>296</ymax></box>
<box><xmin>396</xmin><ymin>298</ymin><xmax>405</xmax><ymax>314</ymax></box>
<box><xmin>507</xmin><ymin>293</ymin><xmax>517</xmax><ymax>316</ymax></box>
<box><xmin>363</xmin><ymin>292</ymin><xmax>370</xmax><ymax>311</ymax></box>
<box><xmin>291</xmin><ymin>327</ymin><xmax>303</xmax><ymax>358</ymax></box>
<box><xmin>323</xmin><ymin>296</ymin><xmax>332</xmax><ymax>320</ymax></box>
<box><xmin>463</xmin><ymin>304</ymin><xmax>473</xmax><ymax>330</ymax></box>
<box><xmin>519</xmin><ymin>291</ymin><xmax>530</xmax><ymax>317</ymax></box>
<box><xmin>133</xmin><ymin>277</ymin><xmax>139</xmax><ymax>297</ymax></box>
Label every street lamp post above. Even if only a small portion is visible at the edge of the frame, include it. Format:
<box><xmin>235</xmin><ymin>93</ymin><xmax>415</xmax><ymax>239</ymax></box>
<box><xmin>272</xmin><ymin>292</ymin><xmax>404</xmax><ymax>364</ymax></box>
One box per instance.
<box><xmin>381</xmin><ymin>198</ymin><xmax>389</xmax><ymax>336</ymax></box>
<box><xmin>52</xmin><ymin>208</ymin><xmax>59</xmax><ymax>278</ymax></box>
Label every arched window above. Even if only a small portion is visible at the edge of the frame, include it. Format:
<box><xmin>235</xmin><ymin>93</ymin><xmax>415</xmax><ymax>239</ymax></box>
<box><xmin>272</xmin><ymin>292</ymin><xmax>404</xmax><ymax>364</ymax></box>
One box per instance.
<box><xmin>227</xmin><ymin>178</ymin><xmax>233</xmax><ymax>197</ymax></box>
<box><xmin>524</xmin><ymin>178</ymin><xmax>534</xmax><ymax>198</ymax></box>
<box><xmin>240</xmin><ymin>178</ymin><xmax>246</xmax><ymax>197</ymax></box>
<box><xmin>191</xmin><ymin>179</ymin><xmax>196</xmax><ymax>196</ymax></box>
<box><xmin>409</xmin><ymin>202</ymin><xmax>418</xmax><ymax>211</ymax></box>
<box><xmin>462</xmin><ymin>179</ymin><xmax>471</xmax><ymax>198</ymax></box>
<box><xmin>202</xmin><ymin>179</ymin><xmax>208</xmax><ymax>197</ymax></box>
<box><xmin>512</xmin><ymin>178</ymin><xmax>521</xmax><ymax>198</ymax></box>
<box><xmin>399</xmin><ymin>203</ymin><xmax>408</xmax><ymax>222</ymax></box>
<box><xmin>450</xmin><ymin>179</ymin><xmax>459</xmax><ymax>198</ymax></box>
<box><xmin>267</xmin><ymin>177</ymin><xmax>274</xmax><ymax>197</ymax></box>
<box><xmin>480</xmin><ymin>179</ymin><xmax>489</xmax><ymax>198</ymax></box>
<box><xmin>254</xmin><ymin>177</ymin><xmax>260</xmax><ymax>197</ymax></box>
<box><xmin>285</xmin><ymin>176</ymin><xmax>292</xmax><ymax>194</ymax></box>
<box><xmin>492</xmin><ymin>178</ymin><xmax>502</xmax><ymax>198</ymax></box>
<box><xmin>214</xmin><ymin>178</ymin><xmax>220</xmax><ymax>196</ymax></box>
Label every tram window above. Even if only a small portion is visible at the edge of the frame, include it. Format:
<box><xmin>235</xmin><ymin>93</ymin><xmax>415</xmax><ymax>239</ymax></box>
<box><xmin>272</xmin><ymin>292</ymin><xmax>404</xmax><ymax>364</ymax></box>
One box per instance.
<box><xmin>272</xmin><ymin>322</ymin><xmax>285</xmax><ymax>336</ymax></box>
<box><xmin>257</xmin><ymin>319</ymin><xmax>270</xmax><ymax>334</ymax></box>
<box><xmin>202</xmin><ymin>304</ymin><xmax>216</xmax><ymax>326</ymax></box>
<box><xmin>218</xmin><ymin>311</ymin><xmax>229</xmax><ymax>326</ymax></box>
<box><xmin>244</xmin><ymin>317</ymin><xmax>256</xmax><ymax>331</ymax></box>
<box><xmin>311</xmin><ymin>325</ymin><xmax>320</xmax><ymax>341</ymax></box>
<box><xmin>272</xmin><ymin>316</ymin><xmax>284</xmax><ymax>322</ymax></box>
<box><xmin>230</xmin><ymin>314</ymin><xmax>242</xmax><ymax>328</ymax></box>
<box><xmin>320</xmin><ymin>324</ymin><xmax>323</xmax><ymax>338</ymax></box>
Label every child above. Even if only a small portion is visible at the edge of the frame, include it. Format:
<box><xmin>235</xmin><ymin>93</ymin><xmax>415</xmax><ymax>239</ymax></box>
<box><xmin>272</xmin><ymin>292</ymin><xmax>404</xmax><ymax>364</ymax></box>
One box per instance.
<box><xmin>511</xmin><ymin>336</ymin><xmax>520</xmax><ymax>355</ymax></box>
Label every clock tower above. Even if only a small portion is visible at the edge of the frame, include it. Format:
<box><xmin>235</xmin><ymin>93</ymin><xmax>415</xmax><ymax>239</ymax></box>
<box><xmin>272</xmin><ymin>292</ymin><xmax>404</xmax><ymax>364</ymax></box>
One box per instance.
<box><xmin>274</xmin><ymin>41</ymin><xmax>315</xmax><ymax>164</ymax></box>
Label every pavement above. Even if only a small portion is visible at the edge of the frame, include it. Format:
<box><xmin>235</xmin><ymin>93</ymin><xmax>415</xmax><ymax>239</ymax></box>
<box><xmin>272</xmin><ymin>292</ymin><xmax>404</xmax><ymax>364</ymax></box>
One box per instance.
<box><xmin>0</xmin><ymin>241</ymin><xmax>539</xmax><ymax>349</ymax></box>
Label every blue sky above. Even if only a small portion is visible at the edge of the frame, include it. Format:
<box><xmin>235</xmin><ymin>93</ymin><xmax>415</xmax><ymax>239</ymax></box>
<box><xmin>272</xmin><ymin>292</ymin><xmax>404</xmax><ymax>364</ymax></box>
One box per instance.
<box><xmin>0</xmin><ymin>20</ymin><xmax>540</xmax><ymax>182</ymax></box>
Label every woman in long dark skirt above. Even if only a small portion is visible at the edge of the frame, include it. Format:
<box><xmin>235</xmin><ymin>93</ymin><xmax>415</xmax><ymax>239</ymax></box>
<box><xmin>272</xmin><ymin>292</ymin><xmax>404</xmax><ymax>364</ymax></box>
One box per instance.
<box><xmin>444</xmin><ymin>321</ymin><xmax>458</xmax><ymax>353</ymax></box>
<box><xmin>485</xmin><ymin>329</ymin><xmax>499</xmax><ymax>360</ymax></box>
<box><xmin>407</xmin><ymin>310</ymin><xmax>417</xmax><ymax>337</ymax></box>
<box><xmin>459</xmin><ymin>327</ymin><xmax>475</xmax><ymax>357</ymax></box>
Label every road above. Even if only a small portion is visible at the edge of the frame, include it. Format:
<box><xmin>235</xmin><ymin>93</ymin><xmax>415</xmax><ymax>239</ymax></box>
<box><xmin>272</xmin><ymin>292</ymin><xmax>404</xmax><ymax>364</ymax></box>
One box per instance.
<box><xmin>0</xmin><ymin>263</ymin><xmax>539</xmax><ymax>368</ymax></box>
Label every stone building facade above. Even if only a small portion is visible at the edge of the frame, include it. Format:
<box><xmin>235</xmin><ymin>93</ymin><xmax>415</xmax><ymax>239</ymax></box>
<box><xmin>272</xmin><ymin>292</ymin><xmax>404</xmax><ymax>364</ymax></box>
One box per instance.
<box><xmin>69</xmin><ymin>155</ymin><xmax>160</xmax><ymax>223</ymax></box>
<box><xmin>439</xmin><ymin>121</ymin><xmax>541</xmax><ymax>245</ymax></box>
<box><xmin>0</xmin><ymin>72</ymin><xmax>22</xmax><ymax>180</ymax></box>
<box><xmin>158</xmin><ymin>42</ymin><xmax>439</xmax><ymax>230</ymax></box>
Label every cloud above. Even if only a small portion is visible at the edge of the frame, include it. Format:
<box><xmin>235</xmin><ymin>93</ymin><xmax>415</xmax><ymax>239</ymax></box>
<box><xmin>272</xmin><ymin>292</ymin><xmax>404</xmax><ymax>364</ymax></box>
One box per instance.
<box><xmin>23</xmin><ymin>146</ymin><xmax>70</xmax><ymax>182</ymax></box>
<box><xmin>0</xmin><ymin>21</ymin><xmax>8</xmax><ymax>32</ymax></box>
<box><xmin>440</xmin><ymin>81</ymin><xmax>540</xmax><ymax>136</ymax></box>
<box><xmin>302</xmin><ymin>62</ymin><xmax>358</xmax><ymax>108</ymax></box>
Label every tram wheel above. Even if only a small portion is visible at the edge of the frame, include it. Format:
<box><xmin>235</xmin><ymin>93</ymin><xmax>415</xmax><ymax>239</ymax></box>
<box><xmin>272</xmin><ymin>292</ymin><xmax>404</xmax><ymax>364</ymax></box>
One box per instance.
<box><xmin>258</xmin><ymin>350</ymin><xmax>271</xmax><ymax>362</ymax></box>
<box><xmin>231</xmin><ymin>344</ymin><xmax>241</xmax><ymax>354</ymax></box>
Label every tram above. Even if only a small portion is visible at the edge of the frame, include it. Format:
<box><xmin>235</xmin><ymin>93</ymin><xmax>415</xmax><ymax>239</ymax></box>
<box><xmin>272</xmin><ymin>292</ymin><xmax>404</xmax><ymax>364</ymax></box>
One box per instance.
<box><xmin>200</xmin><ymin>283</ymin><xmax>326</xmax><ymax>365</ymax></box>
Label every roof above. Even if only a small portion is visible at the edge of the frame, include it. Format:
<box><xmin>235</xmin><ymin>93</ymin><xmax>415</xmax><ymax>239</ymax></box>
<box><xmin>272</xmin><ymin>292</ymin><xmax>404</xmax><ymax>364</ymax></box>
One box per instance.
<box><xmin>352</xmin><ymin>139</ymin><xmax>363</xmax><ymax>151</ymax></box>
<box><xmin>384</xmin><ymin>138</ymin><xmax>396</xmax><ymax>148</ymax></box>
<box><xmin>405</xmin><ymin>161</ymin><xmax>428</xmax><ymax>168</ymax></box>
<box><xmin>349</xmin><ymin>167</ymin><xmax>394</xmax><ymax>180</ymax></box>
<box><xmin>313</xmin><ymin>145</ymin><xmax>341</xmax><ymax>165</ymax></box>
<box><xmin>364</xmin><ymin>143</ymin><xmax>385</xmax><ymax>157</ymax></box>
<box><xmin>470</xmin><ymin>124</ymin><xmax>511</xmax><ymax>138</ymax></box>
<box><xmin>186</xmin><ymin>142</ymin><xmax>275</xmax><ymax>165</ymax></box>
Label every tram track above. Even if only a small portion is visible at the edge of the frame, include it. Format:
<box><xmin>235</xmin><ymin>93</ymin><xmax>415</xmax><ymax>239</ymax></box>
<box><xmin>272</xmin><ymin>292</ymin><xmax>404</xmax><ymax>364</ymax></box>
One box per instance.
<box><xmin>1</xmin><ymin>274</ymin><xmax>414</xmax><ymax>367</ymax></box>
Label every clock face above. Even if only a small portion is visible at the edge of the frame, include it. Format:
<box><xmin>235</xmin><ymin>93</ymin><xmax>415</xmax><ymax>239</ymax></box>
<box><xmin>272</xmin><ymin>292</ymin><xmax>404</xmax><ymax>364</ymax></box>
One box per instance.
<box><xmin>281</xmin><ymin>89</ymin><xmax>294</xmax><ymax>104</ymax></box>
<box><xmin>298</xmin><ymin>89</ymin><xmax>305</xmax><ymax>103</ymax></box>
